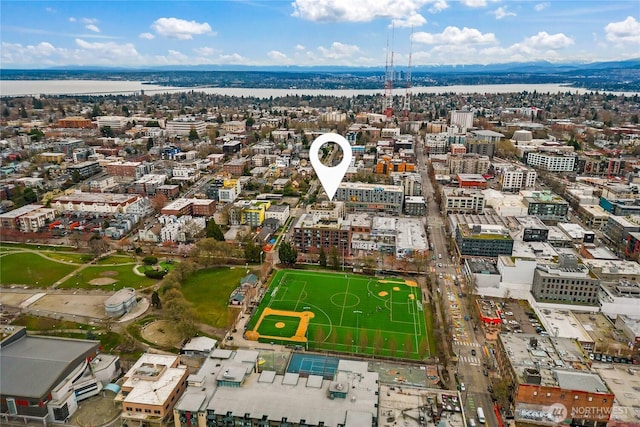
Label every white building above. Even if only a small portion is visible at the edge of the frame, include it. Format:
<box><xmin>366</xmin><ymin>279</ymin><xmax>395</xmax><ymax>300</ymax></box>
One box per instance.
<box><xmin>96</xmin><ymin>115</ymin><xmax>129</xmax><ymax>130</ymax></box>
<box><xmin>442</xmin><ymin>188</ymin><xmax>486</xmax><ymax>214</ymax></box>
<box><xmin>166</xmin><ymin>118</ymin><xmax>207</xmax><ymax>137</ymax></box>
<box><xmin>498</xmin><ymin>256</ymin><xmax>538</xmax><ymax>285</ymax></box>
<box><xmin>498</xmin><ymin>165</ymin><xmax>537</xmax><ymax>192</ymax></box>
<box><xmin>450</xmin><ymin>110</ymin><xmax>474</xmax><ymax>131</ymax></box>
<box><xmin>525</xmin><ymin>152</ymin><xmax>577</xmax><ymax>172</ymax></box>
<box><xmin>172</xmin><ymin>167</ymin><xmax>200</xmax><ymax>183</ymax></box>
<box><xmin>264</xmin><ymin>204</ymin><xmax>290</xmax><ymax>226</ymax></box>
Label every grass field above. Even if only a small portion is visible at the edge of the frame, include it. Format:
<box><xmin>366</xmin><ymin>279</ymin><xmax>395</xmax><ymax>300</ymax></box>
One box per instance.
<box><xmin>181</xmin><ymin>267</ymin><xmax>255</xmax><ymax>329</ymax></box>
<box><xmin>0</xmin><ymin>252</ymin><xmax>77</xmax><ymax>287</ymax></box>
<box><xmin>246</xmin><ymin>270</ymin><xmax>431</xmax><ymax>360</ymax></box>
<box><xmin>57</xmin><ymin>264</ymin><xmax>157</xmax><ymax>290</ymax></box>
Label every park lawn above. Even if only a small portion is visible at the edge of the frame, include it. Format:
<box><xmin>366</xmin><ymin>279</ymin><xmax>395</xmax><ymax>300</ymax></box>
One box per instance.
<box><xmin>246</xmin><ymin>270</ymin><xmax>431</xmax><ymax>360</ymax></box>
<box><xmin>181</xmin><ymin>267</ymin><xmax>254</xmax><ymax>329</ymax></box>
<box><xmin>57</xmin><ymin>264</ymin><xmax>157</xmax><ymax>290</ymax></box>
<box><xmin>0</xmin><ymin>252</ymin><xmax>77</xmax><ymax>287</ymax></box>
<box><xmin>95</xmin><ymin>255</ymin><xmax>138</xmax><ymax>265</ymax></box>
<box><xmin>42</xmin><ymin>251</ymin><xmax>86</xmax><ymax>264</ymax></box>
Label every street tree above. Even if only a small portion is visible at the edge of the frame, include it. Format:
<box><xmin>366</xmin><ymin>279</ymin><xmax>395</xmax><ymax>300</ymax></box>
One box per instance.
<box><xmin>329</xmin><ymin>246</ymin><xmax>339</xmax><ymax>270</ymax></box>
<box><xmin>278</xmin><ymin>241</ymin><xmax>298</xmax><ymax>266</ymax></box>
<box><xmin>318</xmin><ymin>247</ymin><xmax>327</xmax><ymax>267</ymax></box>
<box><xmin>206</xmin><ymin>219</ymin><xmax>225</xmax><ymax>241</ymax></box>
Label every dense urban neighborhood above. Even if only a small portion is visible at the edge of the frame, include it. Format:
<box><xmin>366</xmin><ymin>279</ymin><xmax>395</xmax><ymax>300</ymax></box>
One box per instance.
<box><xmin>1</xmin><ymin>86</ymin><xmax>640</xmax><ymax>427</ymax></box>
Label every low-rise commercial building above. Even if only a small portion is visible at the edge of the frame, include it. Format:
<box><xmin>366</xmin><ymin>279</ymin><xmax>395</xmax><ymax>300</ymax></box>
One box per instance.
<box><xmin>531</xmin><ymin>254</ymin><xmax>600</xmax><ymax>306</ymax></box>
<box><xmin>442</xmin><ymin>188</ymin><xmax>485</xmax><ymax>214</ymax></box>
<box><xmin>521</xmin><ymin>190</ymin><xmax>569</xmax><ymax>223</ymax></box>
<box><xmin>455</xmin><ymin>223</ymin><xmax>514</xmax><ymax>258</ymax></box>
<box><xmin>496</xmin><ymin>333</ymin><xmax>613</xmax><ymax>427</ymax></box>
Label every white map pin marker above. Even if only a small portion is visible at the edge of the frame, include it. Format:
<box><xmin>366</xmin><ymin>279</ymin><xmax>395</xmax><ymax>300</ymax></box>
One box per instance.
<box><xmin>309</xmin><ymin>133</ymin><xmax>352</xmax><ymax>201</ymax></box>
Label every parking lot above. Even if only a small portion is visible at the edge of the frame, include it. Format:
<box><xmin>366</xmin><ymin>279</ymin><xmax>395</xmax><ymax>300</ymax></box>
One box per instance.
<box><xmin>491</xmin><ymin>299</ymin><xmax>548</xmax><ymax>336</ymax></box>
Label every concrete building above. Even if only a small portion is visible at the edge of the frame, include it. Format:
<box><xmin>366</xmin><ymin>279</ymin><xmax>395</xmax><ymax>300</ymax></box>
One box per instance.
<box><xmin>173</xmin><ymin>352</ymin><xmax>378</xmax><ymax>427</ymax></box>
<box><xmin>521</xmin><ymin>190</ymin><xmax>569</xmax><ymax>223</ymax></box>
<box><xmin>496</xmin><ymin>333</ymin><xmax>613</xmax><ymax>427</ymax></box>
<box><xmin>602</xmin><ymin>215</ymin><xmax>640</xmax><ymax>250</ymax></box>
<box><xmin>116</xmin><ymin>354</ymin><xmax>189</xmax><ymax>426</ymax></box>
<box><xmin>531</xmin><ymin>254</ymin><xmax>600</xmax><ymax>306</ymax></box>
<box><xmin>450</xmin><ymin>110</ymin><xmax>474</xmax><ymax>131</ymax></box>
<box><xmin>306</xmin><ymin>201</ymin><xmax>345</xmax><ymax>220</ymax></box>
<box><xmin>66</xmin><ymin>161</ymin><xmax>101</xmax><ymax>180</ymax></box>
<box><xmin>404</xmin><ymin>196</ymin><xmax>426</xmax><ymax>216</ymax></box>
<box><xmin>614</xmin><ymin>314</ymin><xmax>640</xmax><ymax>351</ymax></box>
<box><xmin>396</xmin><ymin>218</ymin><xmax>428</xmax><ymax>259</ymax></box>
<box><xmin>576</xmin><ymin>204</ymin><xmax>609</xmax><ymax>230</ymax></box>
<box><xmin>51</xmin><ymin>192</ymin><xmax>143</xmax><ymax>214</ymax></box>
<box><xmin>0</xmin><ymin>204</ymin><xmax>54</xmax><ymax>231</ymax></box>
<box><xmin>104</xmin><ymin>288</ymin><xmax>137</xmax><ymax>317</ymax></box>
<box><xmin>390</xmin><ymin>172</ymin><xmax>422</xmax><ymax>196</ymax></box>
<box><xmin>497</xmin><ymin>165</ymin><xmax>537</xmax><ymax>192</ymax></box>
<box><xmin>96</xmin><ymin>116</ymin><xmax>129</xmax><ymax>131</ymax></box>
<box><xmin>166</xmin><ymin>118</ymin><xmax>207</xmax><ymax>137</ymax></box>
<box><xmin>524</xmin><ymin>152</ymin><xmax>577</xmax><ymax>172</ymax></box>
<box><xmin>105</xmin><ymin>161</ymin><xmax>153</xmax><ymax>180</ymax></box>
<box><xmin>455</xmin><ymin>223</ymin><xmax>514</xmax><ymax>258</ymax></box>
<box><xmin>447</xmin><ymin>153</ymin><xmax>491</xmax><ymax>175</ymax></box>
<box><xmin>293</xmin><ymin>213</ymin><xmax>350</xmax><ymax>256</ymax></box>
<box><xmin>463</xmin><ymin>258</ymin><xmax>502</xmax><ymax>288</ymax></box>
<box><xmin>442</xmin><ymin>188</ymin><xmax>485</xmax><ymax>214</ymax></box>
<box><xmin>0</xmin><ymin>327</ymin><xmax>106</xmax><ymax>425</ymax></box>
<box><xmin>334</xmin><ymin>182</ymin><xmax>404</xmax><ymax>215</ymax></box>
<box><xmin>264</xmin><ymin>204</ymin><xmax>290</xmax><ymax>226</ymax></box>
<box><xmin>161</xmin><ymin>198</ymin><xmax>216</xmax><ymax>217</ymax></box>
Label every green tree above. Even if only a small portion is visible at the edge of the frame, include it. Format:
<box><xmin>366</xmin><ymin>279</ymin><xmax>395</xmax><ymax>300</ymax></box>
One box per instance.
<box><xmin>100</xmin><ymin>126</ymin><xmax>114</xmax><ymax>138</ymax></box>
<box><xmin>278</xmin><ymin>241</ymin><xmax>298</xmax><ymax>266</ymax></box>
<box><xmin>206</xmin><ymin>219</ymin><xmax>225</xmax><ymax>241</ymax></box>
<box><xmin>151</xmin><ymin>291</ymin><xmax>161</xmax><ymax>308</ymax></box>
<box><xmin>329</xmin><ymin>246</ymin><xmax>339</xmax><ymax>270</ymax></box>
<box><xmin>244</xmin><ymin>240</ymin><xmax>262</xmax><ymax>263</ymax></box>
<box><xmin>72</xmin><ymin>170</ymin><xmax>81</xmax><ymax>183</ymax></box>
<box><xmin>246</xmin><ymin>117</ymin><xmax>255</xmax><ymax>127</ymax></box>
<box><xmin>318</xmin><ymin>247</ymin><xmax>327</xmax><ymax>267</ymax></box>
<box><xmin>188</xmin><ymin>127</ymin><xmax>199</xmax><ymax>141</ymax></box>
<box><xmin>23</xmin><ymin>187</ymin><xmax>37</xmax><ymax>203</ymax></box>
<box><xmin>90</xmin><ymin>104</ymin><xmax>102</xmax><ymax>119</ymax></box>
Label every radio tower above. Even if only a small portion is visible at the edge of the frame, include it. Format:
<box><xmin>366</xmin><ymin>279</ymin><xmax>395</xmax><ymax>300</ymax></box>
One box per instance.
<box><xmin>383</xmin><ymin>24</ymin><xmax>395</xmax><ymax>119</ymax></box>
<box><xmin>402</xmin><ymin>27</ymin><xmax>414</xmax><ymax>121</ymax></box>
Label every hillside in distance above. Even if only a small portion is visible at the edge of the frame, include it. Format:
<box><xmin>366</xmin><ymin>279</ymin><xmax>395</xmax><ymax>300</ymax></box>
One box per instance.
<box><xmin>1</xmin><ymin>59</ymin><xmax>639</xmax><ymax>92</ymax></box>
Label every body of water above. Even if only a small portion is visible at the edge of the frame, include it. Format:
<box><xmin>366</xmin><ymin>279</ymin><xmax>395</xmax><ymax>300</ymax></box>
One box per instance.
<box><xmin>0</xmin><ymin>79</ymin><xmax>637</xmax><ymax>97</ymax></box>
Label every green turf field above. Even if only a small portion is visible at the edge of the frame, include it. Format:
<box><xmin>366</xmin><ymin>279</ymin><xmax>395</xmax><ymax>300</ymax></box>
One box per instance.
<box><xmin>246</xmin><ymin>270</ymin><xmax>431</xmax><ymax>360</ymax></box>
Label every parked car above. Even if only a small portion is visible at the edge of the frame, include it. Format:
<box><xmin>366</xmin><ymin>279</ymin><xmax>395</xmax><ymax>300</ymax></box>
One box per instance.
<box><xmin>471</xmin><ymin>349</ymin><xmax>476</xmax><ymax>356</ymax></box>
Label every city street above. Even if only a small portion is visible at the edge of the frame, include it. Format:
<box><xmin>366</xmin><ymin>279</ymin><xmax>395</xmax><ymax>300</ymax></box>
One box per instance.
<box><xmin>417</xmin><ymin>141</ymin><xmax>500</xmax><ymax>427</ymax></box>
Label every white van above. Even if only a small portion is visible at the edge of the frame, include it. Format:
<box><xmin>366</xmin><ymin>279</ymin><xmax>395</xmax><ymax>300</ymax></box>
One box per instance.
<box><xmin>477</xmin><ymin>407</ymin><xmax>485</xmax><ymax>424</ymax></box>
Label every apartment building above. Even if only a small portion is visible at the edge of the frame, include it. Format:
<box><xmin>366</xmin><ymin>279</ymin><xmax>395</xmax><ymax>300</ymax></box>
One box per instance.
<box><xmin>66</xmin><ymin>161</ymin><xmax>102</xmax><ymax>180</ymax></box>
<box><xmin>521</xmin><ymin>190</ymin><xmax>569</xmax><ymax>223</ymax></box>
<box><xmin>524</xmin><ymin>152</ymin><xmax>577</xmax><ymax>172</ymax></box>
<box><xmin>447</xmin><ymin>153</ymin><xmax>491</xmax><ymax>175</ymax></box>
<box><xmin>161</xmin><ymin>198</ymin><xmax>216</xmax><ymax>217</ymax></box>
<box><xmin>497</xmin><ymin>165</ymin><xmax>537</xmax><ymax>192</ymax></box>
<box><xmin>455</xmin><ymin>223</ymin><xmax>514</xmax><ymax>258</ymax></box>
<box><xmin>166</xmin><ymin>118</ymin><xmax>207</xmax><ymax>137</ymax></box>
<box><xmin>57</xmin><ymin>116</ymin><xmax>93</xmax><ymax>128</ymax></box>
<box><xmin>334</xmin><ymin>182</ymin><xmax>404</xmax><ymax>215</ymax></box>
<box><xmin>115</xmin><ymin>354</ymin><xmax>189</xmax><ymax>426</ymax></box>
<box><xmin>105</xmin><ymin>161</ymin><xmax>153</xmax><ymax>180</ymax></box>
<box><xmin>293</xmin><ymin>213</ymin><xmax>350</xmax><ymax>256</ymax></box>
<box><xmin>450</xmin><ymin>110</ymin><xmax>474</xmax><ymax>130</ymax></box>
<box><xmin>442</xmin><ymin>188</ymin><xmax>486</xmax><ymax>214</ymax></box>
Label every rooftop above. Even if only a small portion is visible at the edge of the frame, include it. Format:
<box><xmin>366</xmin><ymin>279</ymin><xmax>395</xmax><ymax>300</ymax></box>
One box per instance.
<box><xmin>121</xmin><ymin>354</ymin><xmax>186</xmax><ymax>406</ymax></box>
<box><xmin>0</xmin><ymin>330</ymin><xmax>99</xmax><ymax>398</ymax></box>
<box><xmin>537</xmin><ymin>308</ymin><xmax>594</xmax><ymax>344</ymax></box>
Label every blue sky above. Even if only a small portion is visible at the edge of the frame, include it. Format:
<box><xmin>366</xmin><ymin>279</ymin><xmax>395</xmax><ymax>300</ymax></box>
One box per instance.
<box><xmin>1</xmin><ymin>0</ymin><xmax>639</xmax><ymax>68</ymax></box>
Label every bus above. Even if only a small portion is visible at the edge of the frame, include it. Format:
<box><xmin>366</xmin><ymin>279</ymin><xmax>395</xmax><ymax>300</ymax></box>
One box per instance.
<box><xmin>477</xmin><ymin>407</ymin><xmax>485</xmax><ymax>424</ymax></box>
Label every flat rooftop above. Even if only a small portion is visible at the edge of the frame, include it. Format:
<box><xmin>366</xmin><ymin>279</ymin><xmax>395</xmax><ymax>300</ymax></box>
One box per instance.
<box><xmin>122</xmin><ymin>354</ymin><xmax>186</xmax><ymax>406</ymax></box>
<box><xmin>537</xmin><ymin>308</ymin><xmax>594</xmax><ymax>344</ymax></box>
<box><xmin>396</xmin><ymin>218</ymin><xmax>428</xmax><ymax>251</ymax></box>
<box><xmin>0</xmin><ymin>332</ymin><xmax>99</xmax><ymax>398</ymax></box>
<box><xmin>511</xmin><ymin>241</ymin><xmax>558</xmax><ymax>260</ymax></box>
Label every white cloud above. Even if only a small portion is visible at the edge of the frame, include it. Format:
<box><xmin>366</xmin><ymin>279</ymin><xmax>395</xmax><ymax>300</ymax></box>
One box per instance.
<box><xmin>534</xmin><ymin>2</ymin><xmax>549</xmax><ymax>12</ymax></box>
<box><xmin>268</xmin><ymin>50</ymin><xmax>289</xmax><ymax>61</ymax></box>
<box><xmin>524</xmin><ymin>31</ymin><xmax>574</xmax><ymax>49</ymax></box>
<box><xmin>85</xmin><ymin>24</ymin><xmax>100</xmax><ymax>33</ymax></box>
<box><xmin>193</xmin><ymin>47</ymin><xmax>218</xmax><ymax>56</ymax></box>
<box><xmin>317</xmin><ymin>41</ymin><xmax>360</xmax><ymax>59</ymax></box>
<box><xmin>460</xmin><ymin>0</ymin><xmax>487</xmax><ymax>7</ymax></box>
<box><xmin>391</xmin><ymin>13</ymin><xmax>427</xmax><ymax>28</ymax></box>
<box><xmin>82</xmin><ymin>18</ymin><xmax>98</xmax><ymax>24</ymax></box>
<box><xmin>68</xmin><ymin>17</ymin><xmax>76</xmax><ymax>22</ymax></box>
<box><xmin>295</xmin><ymin>44</ymin><xmax>306</xmax><ymax>51</ymax></box>
<box><xmin>217</xmin><ymin>53</ymin><xmax>248</xmax><ymax>64</ymax></box>
<box><xmin>605</xmin><ymin>16</ymin><xmax>640</xmax><ymax>44</ymax></box>
<box><xmin>75</xmin><ymin>39</ymin><xmax>140</xmax><ymax>58</ymax></box>
<box><xmin>291</xmin><ymin>0</ymin><xmax>437</xmax><ymax>23</ymax></box>
<box><xmin>139</xmin><ymin>32</ymin><xmax>155</xmax><ymax>40</ymax></box>
<box><xmin>413</xmin><ymin>26</ymin><xmax>497</xmax><ymax>45</ymax></box>
<box><xmin>493</xmin><ymin>6</ymin><xmax>516</xmax><ymax>20</ymax></box>
<box><xmin>1</xmin><ymin>41</ymin><xmax>63</xmax><ymax>65</ymax></box>
<box><xmin>45</xmin><ymin>7</ymin><xmax>56</xmax><ymax>13</ymax></box>
<box><xmin>151</xmin><ymin>17</ymin><xmax>213</xmax><ymax>40</ymax></box>
<box><xmin>428</xmin><ymin>0</ymin><xmax>448</xmax><ymax>13</ymax></box>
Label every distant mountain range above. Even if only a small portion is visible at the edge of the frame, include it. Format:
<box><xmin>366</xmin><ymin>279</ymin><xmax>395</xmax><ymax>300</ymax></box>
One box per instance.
<box><xmin>2</xmin><ymin>59</ymin><xmax>639</xmax><ymax>92</ymax></box>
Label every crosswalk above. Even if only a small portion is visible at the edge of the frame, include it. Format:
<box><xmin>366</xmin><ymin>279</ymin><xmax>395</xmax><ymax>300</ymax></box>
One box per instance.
<box><xmin>454</xmin><ymin>341</ymin><xmax>482</xmax><ymax>347</ymax></box>
<box><xmin>458</xmin><ymin>356</ymin><xmax>481</xmax><ymax>365</ymax></box>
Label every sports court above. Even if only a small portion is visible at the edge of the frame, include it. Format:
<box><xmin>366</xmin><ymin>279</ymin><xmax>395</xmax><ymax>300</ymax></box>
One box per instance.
<box><xmin>245</xmin><ymin>270</ymin><xmax>430</xmax><ymax>360</ymax></box>
<box><xmin>287</xmin><ymin>353</ymin><xmax>339</xmax><ymax>379</ymax></box>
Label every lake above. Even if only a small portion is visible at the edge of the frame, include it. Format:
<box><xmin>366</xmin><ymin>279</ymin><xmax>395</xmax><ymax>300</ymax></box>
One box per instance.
<box><xmin>0</xmin><ymin>80</ymin><xmax>636</xmax><ymax>97</ymax></box>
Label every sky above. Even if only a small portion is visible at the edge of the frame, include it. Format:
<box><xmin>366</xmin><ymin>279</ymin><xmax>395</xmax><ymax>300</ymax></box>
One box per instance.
<box><xmin>1</xmin><ymin>0</ymin><xmax>639</xmax><ymax>68</ymax></box>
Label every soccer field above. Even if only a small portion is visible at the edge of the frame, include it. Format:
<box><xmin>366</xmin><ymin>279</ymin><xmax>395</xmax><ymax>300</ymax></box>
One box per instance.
<box><xmin>245</xmin><ymin>270</ymin><xmax>431</xmax><ymax>360</ymax></box>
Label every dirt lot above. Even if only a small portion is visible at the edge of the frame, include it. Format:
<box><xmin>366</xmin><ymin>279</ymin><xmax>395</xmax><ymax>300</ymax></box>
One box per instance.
<box><xmin>30</xmin><ymin>293</ymin><xmax>110</xmax><ymax>319</ymax></box>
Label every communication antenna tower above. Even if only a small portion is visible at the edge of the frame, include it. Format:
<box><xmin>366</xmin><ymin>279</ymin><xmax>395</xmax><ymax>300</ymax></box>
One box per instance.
<box><xmin>383</xmin><ymin>24</ymin><xmax>395</xmax><ymax>118</ymax></box>
<box><xmin>402</xmin><ymin>26</ymin><xmax>414</xmax><ymax>121</ymax></box>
